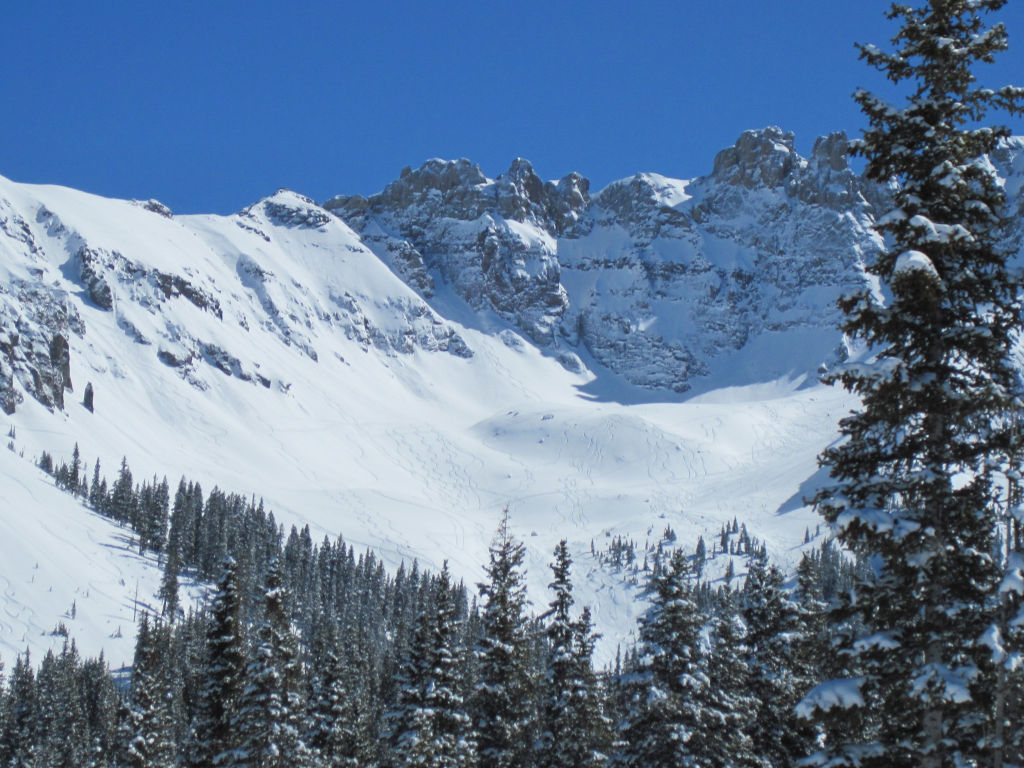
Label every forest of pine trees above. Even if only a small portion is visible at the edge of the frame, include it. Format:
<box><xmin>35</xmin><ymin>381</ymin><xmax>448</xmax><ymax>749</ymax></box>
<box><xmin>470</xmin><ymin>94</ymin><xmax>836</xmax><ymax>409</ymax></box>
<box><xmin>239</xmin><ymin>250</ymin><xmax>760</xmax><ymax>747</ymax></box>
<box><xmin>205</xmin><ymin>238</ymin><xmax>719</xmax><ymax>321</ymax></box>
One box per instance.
<box><xmin>5</xmin><ymin>447</ymin><xmax>867</xmax><ymax>768</ymax></box>
<box><xmin>4</xmin><ymin>1</ymin><xmax>1024</xmax><ymax>766</ymax></box>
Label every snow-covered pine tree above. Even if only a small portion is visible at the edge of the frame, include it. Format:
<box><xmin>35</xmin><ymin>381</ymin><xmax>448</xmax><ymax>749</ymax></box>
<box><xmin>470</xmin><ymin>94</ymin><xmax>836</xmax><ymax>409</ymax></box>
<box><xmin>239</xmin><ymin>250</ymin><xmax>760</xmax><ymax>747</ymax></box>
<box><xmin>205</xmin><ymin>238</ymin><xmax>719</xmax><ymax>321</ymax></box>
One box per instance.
<box><xmin>70</xmin><ymin>443</ymin><xmax>81</xmax><ymax>494</ymax></box>
<box><xmin>389</xmin><ymin>562</ymin><xmax>476</xmax><ymax>768</ymax></box>
<box><xmin>89</xmin><ymin>458</ymin><xmax>103</xmax><ymax>510</ymax></box>
<box><xmin>740</xmin><ymin>558</ymin><xmax>816</xmax><ymax>765</ymax></box>
<box><xmin>307</xmin><ymin>618</ymin><xmax>360</xmax><ymax>768</ymax></box>
<box><xmin>388</xmin><ymin>599</ymin><xmax>433</xmax><ymax>768</ymax></box>
<box><xmin>159</xmin><ymin>528</ymin><xmax>182</xmax><ymax>620</ymax></box>
<box><xmin>0</xmin><ymin>652</ymin><xmax>37</xmax><ymax>767</ymax></box>
<box><xmin>474</xmin><ymin>513</ymin><xmax>536</xmax><ymax>768</ymax></box>
<box><xmin>801</xmin><ymin>2</ymin><xmax>1024</xmax><ymax>766</ymax></box>
<box><xmin>236</xmin><ymin>557</ymin><xmax>315</xmax><ymax>768</ymax></box>
<box><xmin>183</xmin><ymin>557</ymin><xmax>247</xmax><ymax>768</ymax></box>
<box><xmin>34</xmin><ymin>641</ymin><xmax>87</xmax><ymax>768</ymax></box>
<box><xmin>538</xmin><ymin>540</ymin><xmax>608</xmax><ymax>768</ymax></box>
<box><xmin>79</xmin><ymin>652</ymin><xmax>120</xmax><ymax>768</ymax></box>
<box><xmin>701</xmin><ymin>605</ymin><xmax>759</xmax><ymax>767</ymax></box>
<box><xmin>118</xmin><ymin>615</ymin><xmax>176</xmax><ymax>768</ymax></box>
<box><xmin>618</xmin><ymin>549</ymin><xmax>707</xmax><ymax>768</ymax></box>
<box><xmin>110</xmin><ymin>457</ymin><xmax>135</xmax><ymax>525</ymax></box>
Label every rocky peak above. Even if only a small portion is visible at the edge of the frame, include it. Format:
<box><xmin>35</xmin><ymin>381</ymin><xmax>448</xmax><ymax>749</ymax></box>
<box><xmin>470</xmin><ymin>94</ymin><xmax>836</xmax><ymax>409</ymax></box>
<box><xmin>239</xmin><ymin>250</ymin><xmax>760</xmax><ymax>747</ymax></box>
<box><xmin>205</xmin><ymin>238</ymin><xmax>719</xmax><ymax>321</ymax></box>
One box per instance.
<box><xmin>810</xmin><ymin>132</ymin><xmax>850</xmax><ymax>173</ymax></box>
<box><xmin>255</xmin><ymin>189</ymin><xmax>333</xmax><ymax>229</ymax></box>
<box><xmin>495</xmin><ymin>158</ymin><xmax>547</xmax><ymax>223</ymax></box>
<box><xmin>494</xmin><ymin>159</ymin><xmax>591</xmax><ymax>233</ymax></box>
<box><xmin>711</xmin><ymin>127</ymin><xmax>798</xmax><ymax>189</ymax></box>
<box><xmin>366</xmin><ymin>158</ymin><xmax>492</xmax><ymax>218</ymax></box>
<box><xmin>545</xmin><ymin>172</ymin><xmax>590</xmax><ymax>234</ymax></box>
<box><xmin>595</xmin><ymin>173</ymin><xmax>678</xmax><ymax>220</ymax></box>
<box><xmin>796</xmin><ymin>131</ymin><xmax>868</xmax><ymax>209</ymax></box>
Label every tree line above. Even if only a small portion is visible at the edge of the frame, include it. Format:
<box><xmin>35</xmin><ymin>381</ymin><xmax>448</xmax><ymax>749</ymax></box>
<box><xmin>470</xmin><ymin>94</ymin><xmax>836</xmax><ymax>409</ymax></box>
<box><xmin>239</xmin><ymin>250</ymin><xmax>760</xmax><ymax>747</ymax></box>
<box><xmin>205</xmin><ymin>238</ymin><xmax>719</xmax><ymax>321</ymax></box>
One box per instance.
<box><xmin>4</xmin><ymin>446</ymin><xmax>868</xmax><ymax>768</ymax></box>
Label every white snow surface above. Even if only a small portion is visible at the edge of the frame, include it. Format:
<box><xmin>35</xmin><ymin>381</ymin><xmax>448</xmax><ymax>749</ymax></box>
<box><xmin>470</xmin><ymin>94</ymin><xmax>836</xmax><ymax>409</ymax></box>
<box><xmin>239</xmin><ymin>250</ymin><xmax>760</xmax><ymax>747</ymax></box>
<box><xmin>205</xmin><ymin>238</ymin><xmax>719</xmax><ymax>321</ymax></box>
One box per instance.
<box><xmin>0</xmin><ymin>447</ymin><xmax>204</xmax><ymax>668</ymax></box>
<box><xmin>0</xmin><ymin>172</ymin><xmax>857</xmax><ymax>667</ymax></box>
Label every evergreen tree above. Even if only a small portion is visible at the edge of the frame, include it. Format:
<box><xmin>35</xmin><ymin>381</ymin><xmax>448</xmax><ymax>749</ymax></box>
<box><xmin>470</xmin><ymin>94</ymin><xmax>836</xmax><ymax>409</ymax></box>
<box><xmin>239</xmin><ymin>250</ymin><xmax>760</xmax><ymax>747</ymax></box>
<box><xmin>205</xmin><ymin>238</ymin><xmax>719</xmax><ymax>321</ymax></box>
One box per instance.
<box><xmin>702</xmin><ymin>606</ymin><xmax>759</xmax><ymax>767</ymax></box>
<box><xmin>0</xmin><ymin>652</ymin><xmax>37</xmax><ymax>768</ymax></box>
<box><xmin>110</xmin><ymin>458</ymin><xmax>135</xmax><ymax>525</ymax></box>
<box><xmin>78</xmin><ymin>652</ymin><xmax>119</xmax><ymax>768</ymax></box>
<box><xmin>34</xmin><ymin>642</ymin><xmax>87</xmax><ymax>768</ymax></box>
<box><xmin>618</xmin><ymin>550</ymin><xmax>708</xmax><ymax>768</ymax></box>
<box><xmin>741</xmin><ymin>559</ymin><xmax>816</xmax><ymax>765</ymax></box>
<box><xmin>118</xmin><ymin>616</ymin><xmax>176</xmax><ymax>768</ymax></box>
<box><xmin>802</xmin><ymin>3</ymin><xmax>1024</xmax><ymax>766</ymax></box>
<box><xmin>89</xmin><ymin>458</ymin><xmax>104</xmax><ymax>510</ymax></box>
<box><xmin>694</xmin><ymin>536</ymin><xmax>707</xmax><ymax>580</ymax></box>
<box><xmin>236</xmin><ymin>557</ymin><xmax>314</xmax><ymax>768</ymax></box>
<box><xmin>183</xmin><ymin>557</ymin><xmax>246</xmax><ymax>768</ymax></box>
<box><xmin>474</xmin><ymin>513</ymin><xmax>536</xmax><ymax>768</ymax></box>
<box><xmin>538</xmin><ymin>540</ymin><xmax>607</xmax><ymax>768</ymax></box>
<box><xmin>389</xmin><ymin>563</ymin><xmax>476</xmax><ymax>768</ymax></box>
<box><xmin>307</xmin><ymin>619</ymin><xmax>363</xmax><ymax>768</ymax></box>
<box><xmin>70</xmin><ymin>443</ymin><xmax>81</xmax><ymax>494</ymax></box>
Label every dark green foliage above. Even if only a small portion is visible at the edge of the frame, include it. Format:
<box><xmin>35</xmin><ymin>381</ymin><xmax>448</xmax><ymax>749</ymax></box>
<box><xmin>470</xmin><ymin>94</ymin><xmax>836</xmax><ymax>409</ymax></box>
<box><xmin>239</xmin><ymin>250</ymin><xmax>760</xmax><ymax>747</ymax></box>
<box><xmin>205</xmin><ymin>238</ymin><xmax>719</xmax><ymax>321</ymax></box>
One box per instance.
<box><xmin>0</xmin><ymin>652</ymin><xmax>38</xmax><ymax>767</ymax></box>
<box><xmin>388</xmin><ymin>563</ymin><xmax>476</xmax><ymax>768</ymax></box>
<box><xmin>741</xmin><ymin>559</ymin><xmax>817</xmax><ymax>766</ymax></box>
<box><xmin>110</xmin><ymin>457</ymin><xmax>135</xmax><ymax>525</ymax></box>
<box><xmin>117</xmin><ymin>616</ymin><xmax>176</xmax><ymax>768</ymax></box>
<box><xmin>474</xmin><ymin>514</ymin><xmax>537</xmax><ymax>768</ymax></box>
<box><xmin>34</xmin><ymin>642</ymin><xmax>89</xmax><ymax>768</ymax></box>
<box><xmin>618</xmin><ymin>550</ymin><xmax>707</xmax><ymax>768</ymax></box>
<box><xmin>184</xmin><ymin>557</ymin><xmax>247</xmax><ymax>768</ymax></box>
<box><xmin>236</xmin><ymin>558</ymin><xmax>314</xmax><ymax>768</ymax></box>
<box><xmin>538</xmin><ymin>541</ymin><xmax>609</xmax><ymax>768</ymax></box>
<box><xmin>805</xmin><ymin>2</ymin><xmax>1024</xmax><ymax>766</ymax></box>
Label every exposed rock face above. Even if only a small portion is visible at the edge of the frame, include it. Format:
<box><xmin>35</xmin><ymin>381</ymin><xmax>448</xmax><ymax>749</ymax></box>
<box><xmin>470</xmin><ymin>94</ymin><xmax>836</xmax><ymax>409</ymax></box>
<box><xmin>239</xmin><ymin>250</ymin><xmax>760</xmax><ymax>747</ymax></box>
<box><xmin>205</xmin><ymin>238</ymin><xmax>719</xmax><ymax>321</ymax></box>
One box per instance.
<box><xmin>3</xmin><ymin>128</ymin><xmax>1023</xmax><ymax>409</ymax></box>
<box><xmin>257</xmin><ymin>191</ymin><xmax>333</xmax><ymax>229</ymax></box>
<box><xmin>329</xmin><ymin>128</ymin><xmax>887</xmax><ymax>392</ymax></box>
<box><xmin>711</xmin><ymin>126</ymin><xmax>799</xmax><ymax>189</ymax></box>
<box><xmin>326</xmin><ymin>158</ymin><xmax>585</xmax><ymax>345</ymax></box>
<box><xmin>133</xmin><ymin>199</ymin><xmax>174</xmax><ymax>218</ymax></box>
<box><xmin>0</xmin><ymin>281</ymin><xmax>83</xmax><ymax>412</ymax></box>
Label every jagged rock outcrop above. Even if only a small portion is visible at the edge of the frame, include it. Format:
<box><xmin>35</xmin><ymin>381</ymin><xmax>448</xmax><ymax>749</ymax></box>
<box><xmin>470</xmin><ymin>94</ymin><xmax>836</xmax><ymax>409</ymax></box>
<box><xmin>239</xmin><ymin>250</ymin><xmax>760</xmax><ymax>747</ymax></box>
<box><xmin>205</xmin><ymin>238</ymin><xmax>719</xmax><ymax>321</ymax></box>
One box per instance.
<box><xmin>3</xmin><ymin>127</ymin><xmax>1023</xmax><ymax>410</ymax></box>
<box><xmin>328</xmin><ymin>128</ymin><xmax>886</xmax><ymax>391</ymax></box>
<box><xmin>326</xmin><ymin>158</ymin><xmax>583</xmax><ymax>345</ymax></box>
<box><xmin>0</xmin><ymin>281</ymin><xmax>82</xmax><ymax>412</ymax></box>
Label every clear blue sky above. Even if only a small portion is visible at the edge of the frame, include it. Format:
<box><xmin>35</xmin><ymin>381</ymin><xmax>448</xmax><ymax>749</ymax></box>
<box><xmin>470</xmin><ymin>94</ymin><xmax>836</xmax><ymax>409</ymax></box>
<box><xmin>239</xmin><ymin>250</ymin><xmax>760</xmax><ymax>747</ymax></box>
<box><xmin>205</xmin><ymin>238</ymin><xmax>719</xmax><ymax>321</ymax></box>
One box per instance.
<box><xmin>2</xmin><ymin>1</ymin><xmax>1023</xmax><ymax>214</ymax></box>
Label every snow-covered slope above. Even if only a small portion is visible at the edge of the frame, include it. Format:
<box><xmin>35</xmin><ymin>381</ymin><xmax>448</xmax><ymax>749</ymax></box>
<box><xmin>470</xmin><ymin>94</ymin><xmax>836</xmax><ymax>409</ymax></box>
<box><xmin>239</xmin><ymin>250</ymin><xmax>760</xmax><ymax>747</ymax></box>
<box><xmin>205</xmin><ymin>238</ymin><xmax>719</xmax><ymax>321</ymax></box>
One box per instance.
<box><xmin>2</xmin><ymin>130</ymin><xmax>1023</xmax><ymax>664</ymax></box>
<box><xmin>0</xmin><ymin>446</ymin><xmax>202</xmax><ymax>668</ymax></box>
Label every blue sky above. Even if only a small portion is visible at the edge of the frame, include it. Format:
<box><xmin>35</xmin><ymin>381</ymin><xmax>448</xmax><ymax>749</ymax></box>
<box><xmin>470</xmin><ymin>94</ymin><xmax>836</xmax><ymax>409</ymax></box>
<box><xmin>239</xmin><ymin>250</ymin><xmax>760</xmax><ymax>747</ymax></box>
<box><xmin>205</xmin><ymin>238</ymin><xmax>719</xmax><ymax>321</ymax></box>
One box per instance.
<box><xmin>3</xmin><ymin>1</ymin><xmax>1023</xmax><ymax>214</ymax></box>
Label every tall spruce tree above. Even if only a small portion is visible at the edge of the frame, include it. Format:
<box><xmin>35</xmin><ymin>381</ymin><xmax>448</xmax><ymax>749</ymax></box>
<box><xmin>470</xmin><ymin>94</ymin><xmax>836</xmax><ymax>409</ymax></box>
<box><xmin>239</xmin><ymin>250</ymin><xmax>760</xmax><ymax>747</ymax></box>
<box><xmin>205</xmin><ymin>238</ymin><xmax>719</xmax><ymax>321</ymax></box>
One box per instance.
<box><xmin>538</xmin><ymin>541</ymin><xmax>608</xmax><ymax>768</ymax></box>
<box><xmin>236</xmin><ymin>557</ymin><xmax>314</xmax><ymax>768</ymax></box>
<box><xmin>801</xmin><ymin>2</ymin><xmax>1024</xmax><ymax>766</ymax></box>
<box><xmin>618</xmin><ymin>550</ymin><xmax>708</xmax><ymax>768</ymax></box>
<box><xmin>118</xmin><ymin>616</ymin><xmax>176</xmax><ymax>768</ymax></box>
<box><xmin>183</xmin><ymin>557</ymin><xmax>247</xmax><ymax>768</ymax></box>
<box><xmin>0</xmin><ymin>652</ymin><xmax>37</xmax><ymax>767</ymax></box>
<box><xmin>741</xmin><ymin>559</ymin><xmax>816</xmax><ymax>765</ymax></box>
<box><xmin>474</xmin><ymin>513</ymin><xmax>536</xmax><ymax>768</ymax></box>
<box><xmin>389</xmin><ymin>563</ymin><xmax>476</xmax><ymax>768</ymax></box>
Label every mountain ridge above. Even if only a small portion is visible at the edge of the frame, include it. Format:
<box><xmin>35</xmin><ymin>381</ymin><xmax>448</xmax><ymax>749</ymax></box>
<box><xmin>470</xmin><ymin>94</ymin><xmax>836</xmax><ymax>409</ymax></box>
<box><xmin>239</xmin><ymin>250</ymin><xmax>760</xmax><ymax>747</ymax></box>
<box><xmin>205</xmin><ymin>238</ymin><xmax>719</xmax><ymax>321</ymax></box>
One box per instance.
<box><xmin>2</xmin><ymin>126</ymin><xmax>1023</xmax><ymax>663</ymax></box>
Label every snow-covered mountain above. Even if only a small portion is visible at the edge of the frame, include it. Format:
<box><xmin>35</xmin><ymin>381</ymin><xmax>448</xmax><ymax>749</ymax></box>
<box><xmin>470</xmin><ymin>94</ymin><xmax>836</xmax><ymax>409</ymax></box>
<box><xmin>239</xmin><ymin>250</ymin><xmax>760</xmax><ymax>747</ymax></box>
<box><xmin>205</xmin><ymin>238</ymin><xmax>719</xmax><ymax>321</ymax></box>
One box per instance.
<box><xmin>2</xmin><ymin>127</ymin><xmax>1023</xmax><ymax>666</ymax></box>
<box><xmin>327</xmin><ymin>127</ymin><xmax>882</xmax><ymax>393</ymax></box>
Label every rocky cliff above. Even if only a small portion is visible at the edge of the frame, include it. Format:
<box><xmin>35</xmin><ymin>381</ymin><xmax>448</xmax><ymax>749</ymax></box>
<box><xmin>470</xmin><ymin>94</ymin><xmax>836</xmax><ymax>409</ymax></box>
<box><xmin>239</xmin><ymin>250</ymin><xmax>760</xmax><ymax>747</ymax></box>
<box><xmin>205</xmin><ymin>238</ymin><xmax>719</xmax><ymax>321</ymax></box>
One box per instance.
<box><xmin>4</xmin><ymin>128</ymin><xmax>1024</xmax><ymax>414</ymax></box>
